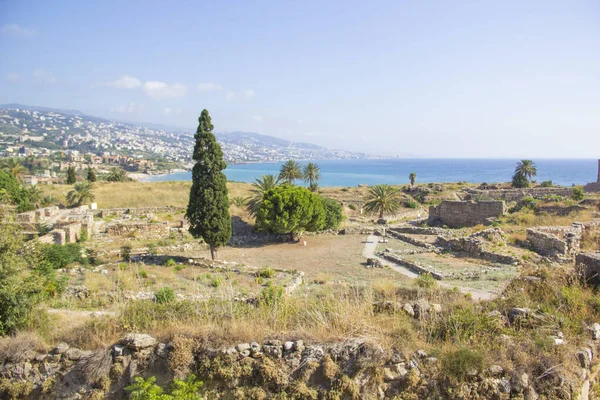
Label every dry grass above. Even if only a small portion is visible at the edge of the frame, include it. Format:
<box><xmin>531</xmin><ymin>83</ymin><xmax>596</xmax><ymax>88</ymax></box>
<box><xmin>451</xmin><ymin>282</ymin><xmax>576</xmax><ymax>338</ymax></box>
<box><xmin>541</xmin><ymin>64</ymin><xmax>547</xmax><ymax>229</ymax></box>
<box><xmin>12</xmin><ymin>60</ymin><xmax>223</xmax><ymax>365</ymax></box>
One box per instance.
<box><xmin>78</xmin><ymin>349</ymin><xmax>112</xmax><ymax>384</ymax></box>
<box><xmin>0</xmin><ymin>332</ymin><xmax>47</xmax><ymax>363</ymax></box>
<box><xmin>41</xmin><ymin>181</ymin><xmax>253</xmax><ymax>209</ymax></box>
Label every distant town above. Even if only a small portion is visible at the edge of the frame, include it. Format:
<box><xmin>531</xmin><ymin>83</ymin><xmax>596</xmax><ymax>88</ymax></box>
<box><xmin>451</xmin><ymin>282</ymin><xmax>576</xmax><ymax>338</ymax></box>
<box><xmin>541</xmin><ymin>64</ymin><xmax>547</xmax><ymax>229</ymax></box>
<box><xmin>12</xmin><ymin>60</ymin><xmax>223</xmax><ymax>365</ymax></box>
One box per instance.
<box><xmin>0</xmin><ymin>105</ymin><xmax>377</xmax><ymax>180</ymax></box>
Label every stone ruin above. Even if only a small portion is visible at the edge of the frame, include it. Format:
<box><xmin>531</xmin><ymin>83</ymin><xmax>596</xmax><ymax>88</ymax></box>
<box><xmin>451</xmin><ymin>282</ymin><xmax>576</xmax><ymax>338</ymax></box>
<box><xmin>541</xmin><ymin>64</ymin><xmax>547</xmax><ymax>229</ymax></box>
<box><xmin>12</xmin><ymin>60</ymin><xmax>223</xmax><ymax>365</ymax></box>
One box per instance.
<box><xmin>577</xmin><ymin>252</ymin><xmax>600</xmax><ymax>284</ymax></box>
<box><xmin>428</xmin><ymin>200</ymin><xmax>506</xmax><ymax>228</ymax></box>
<box><xmin>526</xmin><ymin>224</ymin><xmax>582</xmax><ymax>261</ymax></box>
<box><xmin>462</xmin><ymin>187</ymin><xmax>574</xmax><ymax>202</ymax></box>
<box><xmin>584</xmin><ymin>159</ymin><xmax>600</xmax><ymax>193</ymax></box>
<box><xmin>13</xmin><ymin>206</ymin><xmax>98</xmax><ymax>245</ymax></box>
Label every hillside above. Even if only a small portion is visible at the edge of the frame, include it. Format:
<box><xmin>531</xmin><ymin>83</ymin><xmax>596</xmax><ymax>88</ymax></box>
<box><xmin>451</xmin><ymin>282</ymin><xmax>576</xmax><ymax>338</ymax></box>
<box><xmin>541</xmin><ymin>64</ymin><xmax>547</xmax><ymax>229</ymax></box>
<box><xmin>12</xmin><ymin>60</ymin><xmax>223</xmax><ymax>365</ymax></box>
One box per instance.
<box><xmin>0</xmin><ymin>105</ymin><xmax>376</xmax><ymax>165</ymax></box>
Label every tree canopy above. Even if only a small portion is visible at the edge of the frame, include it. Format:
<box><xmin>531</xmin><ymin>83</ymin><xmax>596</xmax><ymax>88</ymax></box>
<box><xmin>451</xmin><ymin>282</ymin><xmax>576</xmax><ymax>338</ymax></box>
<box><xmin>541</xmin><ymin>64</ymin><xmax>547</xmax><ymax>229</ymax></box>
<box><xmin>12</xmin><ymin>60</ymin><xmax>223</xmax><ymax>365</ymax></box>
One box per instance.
<box><xmin>66</xmin><ymin>166</ymin><xmax>77</xmax><ymax>184</ymax></box>
<box><xmin>255</xmin><ymin>184</ymin><xmax>326</xmax><ymax>240</ymax></box>
<box><xmin>185</xmin><ymin>109</ymin><xmax>232</xmax><ymax>260</ymax></box>
<box><xmin>279</xmin><ymin>160</ymin><xmax>303</xmax><ymax>185</ymax></box>
<box><xmin>246</xmin><ymin>174</ymin><xmax>280</xmax><ymax>217</ymax></box>
<box><xmin>363</xmin><ymin>184</ymin><xmax>402</xmax><ymax>220</ymax></box>
<box><xmin>303</xmin><ymin>162</ymin><xmax>321</xmax><ymax>191</ymax></box>
<box><xmin>512</xmin><ymin>160</ymin><xmax>537</xmax><ymax>188</ymax></box>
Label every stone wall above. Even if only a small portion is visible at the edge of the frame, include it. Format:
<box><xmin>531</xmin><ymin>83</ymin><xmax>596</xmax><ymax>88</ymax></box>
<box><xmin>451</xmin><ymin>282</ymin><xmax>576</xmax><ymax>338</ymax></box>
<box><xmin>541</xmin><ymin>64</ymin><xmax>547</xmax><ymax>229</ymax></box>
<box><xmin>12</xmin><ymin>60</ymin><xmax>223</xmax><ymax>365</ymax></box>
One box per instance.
<box><xmin>105</xmin><ymin>222</ymin><xmax>170</xmax><ymax>237</ymax></box>
<box><xmin>585</xmin><ymin>182</ymin><xmax>600</xmax><ymax>193</ymax></box>
<box><xmin>577</xmin><ymin>253</ymin><xmax>600</xmax><ymax>284</ymax></box>
<box><xmin>526</xmin><ymin>225</ymin><xmax>582</xmax><ymax>260</ymax></box>
<box><xmin>96</xmin><ymin>206</ymin><xmax>185</xmax><ymax>218</ymax></box>
<box><xmin>38</xmin><ymin>229</ymin><xmax>67</xmax><ymax>245</ymax></box>
<box><xmin>463</xmin><ymin>187</ymin><xmax>573</xmax><ymax>202</ymax></box>
<box><xmin>435</xmin><ymin>228</ymin><xmax>519</xmax><ymax>265</ymax></box>
<box><xmin>428</xmin><ymin>200</ymin><xmax>506</xmax><ymax>228</ymax></box>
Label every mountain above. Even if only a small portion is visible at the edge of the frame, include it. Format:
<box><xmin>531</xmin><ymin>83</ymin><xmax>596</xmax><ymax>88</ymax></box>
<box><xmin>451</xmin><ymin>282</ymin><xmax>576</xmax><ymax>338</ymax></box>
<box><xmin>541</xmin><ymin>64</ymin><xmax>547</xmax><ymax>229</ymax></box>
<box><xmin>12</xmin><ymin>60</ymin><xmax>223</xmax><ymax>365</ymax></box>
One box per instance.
<box><xmin>0</xmin><ymin>105</ymin><xmax>378</xmax><ymax>166</ymax></box>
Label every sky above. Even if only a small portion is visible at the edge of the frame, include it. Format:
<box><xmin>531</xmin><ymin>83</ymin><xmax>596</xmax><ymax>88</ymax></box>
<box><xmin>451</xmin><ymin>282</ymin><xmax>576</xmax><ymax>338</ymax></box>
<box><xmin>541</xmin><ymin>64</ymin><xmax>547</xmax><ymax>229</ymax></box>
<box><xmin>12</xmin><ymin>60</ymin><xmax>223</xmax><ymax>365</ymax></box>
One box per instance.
<box><xmin>0</xmin><ymin>0</ymin><xmax>599</xmax><ymax>158</ymax></box>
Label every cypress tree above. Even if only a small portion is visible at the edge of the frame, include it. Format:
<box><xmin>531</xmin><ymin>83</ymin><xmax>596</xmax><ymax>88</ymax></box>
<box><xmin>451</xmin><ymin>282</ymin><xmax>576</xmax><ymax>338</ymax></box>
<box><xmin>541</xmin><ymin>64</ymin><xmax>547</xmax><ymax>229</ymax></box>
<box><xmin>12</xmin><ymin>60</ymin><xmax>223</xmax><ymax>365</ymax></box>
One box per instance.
<box><xmin>66</xmin><ymin>166</ymin><xmax>76</xmax><ymax>184</ymax></box>
<box><xmin>87</xmin><ymin>167</ymin><xmax>97</xmax><ymax>182</ymax></box>
<box><xmin>185</xmin><ymin>110</ymin><xmax>231</xmax><ymax>260</ymax></box>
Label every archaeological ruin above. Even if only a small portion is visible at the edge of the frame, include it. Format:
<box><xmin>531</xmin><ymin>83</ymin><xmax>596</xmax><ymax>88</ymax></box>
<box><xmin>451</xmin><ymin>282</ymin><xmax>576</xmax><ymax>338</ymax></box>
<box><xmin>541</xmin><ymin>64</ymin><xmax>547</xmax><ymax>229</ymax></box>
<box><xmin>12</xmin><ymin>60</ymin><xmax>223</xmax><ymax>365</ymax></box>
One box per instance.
<box><xmin>584</xmin><ymin>159</ymin><xmax>600</xmax><ymax>193</ymax></box>
<box><xmin>428</xmin><ymin>200</ymin><xmax>506</xmax><ymax>228</ymax></box>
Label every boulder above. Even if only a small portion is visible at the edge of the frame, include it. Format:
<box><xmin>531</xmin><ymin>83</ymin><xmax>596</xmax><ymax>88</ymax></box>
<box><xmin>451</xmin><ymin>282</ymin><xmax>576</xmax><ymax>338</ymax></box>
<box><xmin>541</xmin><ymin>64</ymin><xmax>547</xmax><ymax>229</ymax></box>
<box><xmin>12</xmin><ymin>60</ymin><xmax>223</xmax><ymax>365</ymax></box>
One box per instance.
<box><xmin>413</xmin><ymin>299</ymin><xmax>430</xmax><ymax>318</ymax></box>
<box><xmin>402</xmin><ymin>303</ymin><xmax>415</xmax><ymax>317</ymax></box>
<box><xmin>120</xmin><ymin>334</ymin><xmax>157</xmax><ymax>350</ymax></box>
<box><xmin>591</xmin><ymin>323</ymin><xmax>600</xmax><ymax>340</ymax></box>
<box><xmin>52</xmin><ymin>343</ymin><xmax>69</xmax><ymax>355</ymax></box>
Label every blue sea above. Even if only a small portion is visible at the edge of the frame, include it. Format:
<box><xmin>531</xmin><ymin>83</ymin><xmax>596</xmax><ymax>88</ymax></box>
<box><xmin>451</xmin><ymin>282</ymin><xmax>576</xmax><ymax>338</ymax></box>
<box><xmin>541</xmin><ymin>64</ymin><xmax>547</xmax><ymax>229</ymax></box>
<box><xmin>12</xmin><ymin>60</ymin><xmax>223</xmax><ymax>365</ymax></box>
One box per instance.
<box><xmin>144</xmin><ymin>159</ymin><xmax>598</xmax><ymax>187</ymax></box>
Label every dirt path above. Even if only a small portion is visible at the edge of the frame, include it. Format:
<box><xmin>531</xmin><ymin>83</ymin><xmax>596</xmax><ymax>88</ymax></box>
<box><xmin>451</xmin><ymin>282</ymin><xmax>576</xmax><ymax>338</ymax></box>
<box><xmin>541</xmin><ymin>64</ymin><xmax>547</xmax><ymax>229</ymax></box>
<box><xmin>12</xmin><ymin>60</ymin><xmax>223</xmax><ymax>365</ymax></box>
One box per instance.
<box><xmin>363</xmin><ymin>235</ymin><xmax>493</xmax><ymax>301</ymax></box>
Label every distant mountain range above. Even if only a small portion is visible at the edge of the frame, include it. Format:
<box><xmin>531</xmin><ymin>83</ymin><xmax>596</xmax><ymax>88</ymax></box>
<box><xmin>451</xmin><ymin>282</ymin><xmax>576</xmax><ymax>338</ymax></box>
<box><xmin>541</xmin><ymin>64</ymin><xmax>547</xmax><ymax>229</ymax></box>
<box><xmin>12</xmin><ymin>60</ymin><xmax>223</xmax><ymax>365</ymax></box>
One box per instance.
<box><xmin>0</xmin><ymin>104</ymin><xmax>378</xmax><ymax>165</ymax></box>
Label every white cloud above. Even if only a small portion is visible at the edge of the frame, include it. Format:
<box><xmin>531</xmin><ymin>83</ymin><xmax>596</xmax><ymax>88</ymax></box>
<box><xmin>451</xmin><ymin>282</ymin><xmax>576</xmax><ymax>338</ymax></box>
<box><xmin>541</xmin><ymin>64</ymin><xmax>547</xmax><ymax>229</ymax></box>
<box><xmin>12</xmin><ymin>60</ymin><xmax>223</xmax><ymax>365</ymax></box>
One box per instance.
<box><xmin>32</xmin><ymin>69</ymin><xmax>56</xmax><ymax>84</ymax></box>
<box><xmin>2</xmin><ymin>24</ymin><xmax>36</xmax><ymax>37</ymax></box>
<box><xmin>226</xmin><ymin>91</ymin><xmax>235</xmax><ymax>100</ymax></box>
<box><xmin>111</xmin><ymin>103</ymin><xmax>144</xmax><ymax>114</ymax></box>
<box><xmin>243</xmin><ymin>89</ymin><xmax>255</xmax><ymax>98</ymax></box>
<box><xmin>6</xmin><ymin>73</ymin><xmax>20</xmax><ymax>83</ymax></box>
<box><xmin>162</xmin><ymin>107</ymin><xmax>172</xmax><ymax>115</ymax></box>
<box><xmin>197</xmin><ymin>82</ymin><xmax>223</xmax><ymax>91</ymax></box>
<box><xmin>143</xmin><ymin>81</ymin><xmax>187</xmax><ymax>99</ymax></box>
<box><xmin>252</xmin><ymin>115</ymin><xmax>263</xmax><ymax>122</ymax></box>
<box><xmin>106</xmin><ymin>74</ymin><xmax>141</xmax><ymax>89</ymax></box>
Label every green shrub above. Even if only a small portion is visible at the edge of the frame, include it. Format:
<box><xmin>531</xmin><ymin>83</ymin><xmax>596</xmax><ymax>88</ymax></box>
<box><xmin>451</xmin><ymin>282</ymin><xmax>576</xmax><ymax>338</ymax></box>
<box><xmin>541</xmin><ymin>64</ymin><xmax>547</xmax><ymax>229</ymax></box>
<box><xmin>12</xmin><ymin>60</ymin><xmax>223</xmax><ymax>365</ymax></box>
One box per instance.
<box><xmin>174</xmin><ymin>265</ymin><xmax>185</xmax><ymax>272</ymax></box>
<box><xmin>416</xmin><ymin>273</ymin><xmax>437</xmax><ymax>289</ymax></box>
<box><xmin>118</xmin><ymin>263</ymin><xmax>128</xmax><ymax>271</ymax></box>
<box><xmin>138</xmin><ymin>270</ymin><xmax>148</xmax><ymax>279</ymax></box>
<box><xmin>258</xmin><ymin>266</ymin><xmax>275</xmax><ymax>279</ymax></box>
<box><xmin>41</xmin><ymin>243</ymin><xmax>86</xmax><ymax>268</ymax></box>
<box><xmin>165</xmin><ymin>259</ymin><xmax>177</xmax><ymax>267</ymax></box>
<box><xmin>441</xmin><ymin>348</ymin><xmax>484</xmax><ymax>380</ymax></box>
<box><xmin>572</xmin><ymin>187</ymin><xmax>585</xmax><ymax>202</ymax></box>
<box><xmin>155</xmin><ymin>287</ymin><xmax>175</xmax><ymax>304</ymax></box>
<box><xmin>347</xmin><ymin>204</ymin><xmax>357</xmax><ymax>211</ymax></box>
<box><xmin>121</xmin><ymin>245</ymin><xmax>132</xmax><ymax>262</ymax></box>
<box><xmin>321</xmin><ymin>198</ymin><xmax>344</xmax><ymax>230</ymax></box>
<box><xmin>210</xmin><ymin>277</ymin><xmax>222</xmax><ymax>288</ymax></box>
<box><xmin>230</xmin><ymin>196</ymin><xmax>247</xmax><ymax>207</ymax></box>
<box><xmin>404</xmin><ymin>200</ymin><xmax>418</xmax><ymax>209</ymax></box>
<box><xmin>259</xmin><ymin>285</ymin><xmax>284</xmax><ymax>306</ymax></box>
<box><xmin>540</xmin><ymin>180</ymin><xmax>553</xmax><ymax>187</ymax></box>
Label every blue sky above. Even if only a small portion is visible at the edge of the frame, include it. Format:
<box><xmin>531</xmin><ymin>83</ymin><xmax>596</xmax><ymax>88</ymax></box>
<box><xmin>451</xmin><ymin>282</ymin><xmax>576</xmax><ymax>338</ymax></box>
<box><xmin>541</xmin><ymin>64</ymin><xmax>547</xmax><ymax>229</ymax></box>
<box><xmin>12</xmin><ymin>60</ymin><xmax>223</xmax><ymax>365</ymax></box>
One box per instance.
<box><xmin>1</xmin><ymin>0</ymin><xmax>599</xmax><ymax>158</ymax></box>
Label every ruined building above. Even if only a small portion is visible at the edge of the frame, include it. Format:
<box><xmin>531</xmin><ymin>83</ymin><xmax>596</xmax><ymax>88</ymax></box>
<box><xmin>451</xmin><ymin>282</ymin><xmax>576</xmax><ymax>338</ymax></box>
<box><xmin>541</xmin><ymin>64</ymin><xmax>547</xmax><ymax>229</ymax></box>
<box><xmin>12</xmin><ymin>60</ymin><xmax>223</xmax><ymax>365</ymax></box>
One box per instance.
<box><xmin>584</xmin><ymin>159</ymin><xmax>600</xmax><ymax>193</ymax></box>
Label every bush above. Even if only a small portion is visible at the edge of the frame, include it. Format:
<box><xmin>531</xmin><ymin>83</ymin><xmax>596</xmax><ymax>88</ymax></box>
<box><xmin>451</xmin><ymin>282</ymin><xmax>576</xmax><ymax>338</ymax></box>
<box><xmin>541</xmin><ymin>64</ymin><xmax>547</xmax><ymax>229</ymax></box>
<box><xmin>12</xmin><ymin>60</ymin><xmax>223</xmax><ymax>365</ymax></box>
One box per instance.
<box><xmin>572</xmin><ymin>187</ymin><xmax>585</xmax><ymax>202</ymax></box>
<box><xmin>404</xmin><ymin>200</ymin><xmax>418</xmax><ymax>209</ymax></box>
<box><xmin>138</xmin><ymin>270</ymin><xmax>148</xmax><ymax>279</ymax></box>
<box><xmin>165</xmin><ymin>258</ymin><xmax>177</xmax><ymax>267</ymax></box>
<box><xmin>321</xmin><ymin>198</ymin><xmax>344</xmax><ymax>230</ymax></box>
<box><xmin>257</xmin><ymin>266</ymin><xmax>275</xmax><ymax>279</ymax></box>
<box><xmin>155</xmin><ymin>287</ymin><xmax>175</xmax><ymax>304</ymax></box>
<box><xmin>121</xmin><ymin>245</ymin><xmax>132</xmax><ymax>262</ymax></box>
<box><xmin>441</xmin><ymin>347</ymin><xmax>484</xmax><ymax>380</ymax></box>
<box><xmin>540</xmin><ymin>180</ymin><xmax>553</xmax><ymax>187</ymax></box>
<box><xmin>260</xmin><ymin>285</ymin><xmax>284</xmax><ymax>306</ymax></box>
<box><xmin>416</xmin><ymin>273</ymin><xmax>437</xmax><ymax>289</ymax></box>
<box><xmin>125</xmin><ymin>374</ymin><xmax>204</xmax><ymax>400</ymax></box>
<box><xmin>41</xmin><ymin>243</ymin><xmax>86</xmax><ymax>268</ymax></box>
<box><xmin>347</xmin><ymin>204</ymin><xmax>357</xmax><ymax>211</ymax></box>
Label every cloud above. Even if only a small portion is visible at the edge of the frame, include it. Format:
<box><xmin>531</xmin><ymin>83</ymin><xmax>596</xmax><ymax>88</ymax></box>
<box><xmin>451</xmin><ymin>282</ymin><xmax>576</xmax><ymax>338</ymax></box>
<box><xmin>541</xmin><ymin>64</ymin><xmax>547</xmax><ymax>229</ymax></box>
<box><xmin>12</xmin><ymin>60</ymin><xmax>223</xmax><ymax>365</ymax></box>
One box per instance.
<box><xmin>2</xmin><ymin>24</ymin><xmax>36</xmax><ymax>37</ymax></box>
<box><xmin>197</xmin><ymin>82</ymin><xmax>223</xmax><ymax>92</ymax></box>
<box><xmin>143</xmin><ymin>81</ymin><xmax>187</xmax><ymax>99</ymax></box>
<box><xmin>106</xmin><ymin>74</ymin><xmax>141</xmax><ymax>89</ymax></box>
<box><xmin>252</xmin><ymin>115</ymin><xmax>263</xmax><ymax>122</ymax></box>
<box><xmin>111</xmin><ymin>103</ymin><xmax>144</xmax><ymax>114</ymax></box>
<box><xmin>226</xmin><ymin>91</ymin><xmax>235</xmax><ymax>100</ymax></box>
<box><xmin>32</xmin><ymin>69</ymin><xmax>56</xmax><ymax>84</ymax></box>
<box><xmin>6</xmin><ymin>73</ymin><xmax>20</xmax><ymax>83</ymax></box>
<box><xmin>243</xmin><ymin>89</ymin><xmax>255</xmax><ymax>98</ymax></box>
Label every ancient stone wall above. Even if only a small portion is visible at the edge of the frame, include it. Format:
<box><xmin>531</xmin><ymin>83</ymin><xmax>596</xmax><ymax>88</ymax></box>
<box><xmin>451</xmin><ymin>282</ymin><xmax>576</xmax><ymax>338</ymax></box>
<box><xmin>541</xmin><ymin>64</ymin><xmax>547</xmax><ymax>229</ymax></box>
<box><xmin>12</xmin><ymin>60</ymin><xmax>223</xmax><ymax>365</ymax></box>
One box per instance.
<box><xmin>584</xmin><ymin>182</ymin><xmax>600</xmax><ymax>193</ymax></box>
<box><xmin>428</xmin><ymin>200</ymin><xmax>505</xmax><ymax>228</ymax></box>
<box><xmin>526</xmin><ymin>225</ymin><xmax>582</xmax><ymax>259</ymax></box>
<box><xmin>577</xmin><ymin>253</ymin><xmax>600</xmax><ymax>284</ymax></box>
<box><xmin>38</xmin><ymin>229</ymin><xmax>67</xmax><ymax>245</ymax></box>
<box><xmin>97</xmin><ymin>206</ymin><xmax>184</xmax><ymax>218</ymax></box>
<box><xmin>463</xmin><ymin>187</ymin><xmax>573</xmax><ymax>202</ymax></box>
<box><xmin>15</xmin><ymin>211</ymin><xmax>36</xmax><ymax>223</ymax></box>
<box><xmin>105</xmin><ymin>222</ymin><xmax>170</xmax><ymax>237</ymax></box>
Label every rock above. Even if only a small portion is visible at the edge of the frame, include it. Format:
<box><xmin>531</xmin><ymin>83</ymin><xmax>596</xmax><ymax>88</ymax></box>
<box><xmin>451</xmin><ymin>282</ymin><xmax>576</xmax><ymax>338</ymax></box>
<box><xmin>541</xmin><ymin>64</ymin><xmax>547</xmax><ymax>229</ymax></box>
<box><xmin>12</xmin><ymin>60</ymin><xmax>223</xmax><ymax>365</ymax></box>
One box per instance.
<box><xmin>431</xmin><ymin>303</ymin><xmax>442</xmax><ymax>313</ymax></box>
<box><xmin>262</xmin><ymin>340</ymin><xmax>282</xmax><ymax>359</ymax></box>
<box><xmin>113</xmin><ymin>344</ymin><xmax>124</xmax><ymax>357</ymax></box>
<box><xmin>487</xmin><ymin>310</ymin><xmax>502</xmax><ymax>318</ymax></box>
<box><xmin>293</xmin><ymin>340</ymin><xmax>305</xmax><ymax>353</ymax></box>
<box><xmin>416</xmin><ymin>350</ymin><xmax>428</xmax><ymax>359</ymax></box>
<box><xmin>413</xmin><ymin>299</ymin><xmax>430</xmax><ymax>318</ymax></box>
<box><xmin>509</xmin><ymin>307</ymin><xmax>531</xmax><ymax>322</ymax></box>
<box><xmin>489</xmin><ymin>365</ymin><xmax>504</xmax><ymax>376</ymax></box>
<box><xmin>236</xmin><ymin>343</ymin><xmax>251</xmax><ymax>352</ymax></box>
<box><xmin>65</xmin><ymin>348</ymin><xmax>92</xmax><ymax>361</ymax></box>
<box><xmin>591</xmin><ymin>323</ymin><xmax>600</xmax><ymax>340</ymax></box>
<box><xmin>155</xmin><ymin>343</ymin><xmax>168</xmax><ymax>358</ymax></box>
<box><xmin>120</xmin><ymin>333</ymin><xmax>157</xmax><ymax>350</ymax></box>
<box><xmin>512</xmin><ymin>372</ymin><xmax>530</xmax><ymax>393</ymax></box>
<box><xmin>426</xmin><ymin>357</ymin><xmax>438</xmax><ymax>365</ymax></box>
<box><xmin>283</xmin><ymin>341</ymin><xmax>294</xmax><ymax>352</ymax></box>
<box><xmin>577</xmin><ymin>349</ymin><xmax>593</xmax><ymax>369</ymax></box>
<box><xmin>35</xmin><ymin>354</ymin><xmax>47</xmax><ymax>362</ymax></box>
<box><xmin>52</xmin><ymin>342</ymin><xmax>69</xmax><ymax>355</ymax></box>
<box><xmin>402</xmin><ymin>303</ymin><xmax>415</xmax><ymax>317</ymax></box>
<box><xmin>302</xmin><ymin>345</ymin><xmax>324</xmax><ymax>363</ymax></box>
<box><xmin>383</xmin><ymin>367</ymin><xmax>398</xmax><ymax>382</ymax></box>
<box><xmin>524</xmin><ymin>386</ymin><xmax>539</xmax><ymax>400</ymax></box>
<box><xmin>366</xmin><ymin>258</ymin><xmax>383</xmax><ymax>268</ymax></box>
<box><xmin>498</xmin><ymin>378</ymin><xmax>511</xmax><ymax>393</ymax></box>
<box><xmin>46</xmin><ymin>354</ymin><xmax>61</xmax><ymax>363</ymax></box>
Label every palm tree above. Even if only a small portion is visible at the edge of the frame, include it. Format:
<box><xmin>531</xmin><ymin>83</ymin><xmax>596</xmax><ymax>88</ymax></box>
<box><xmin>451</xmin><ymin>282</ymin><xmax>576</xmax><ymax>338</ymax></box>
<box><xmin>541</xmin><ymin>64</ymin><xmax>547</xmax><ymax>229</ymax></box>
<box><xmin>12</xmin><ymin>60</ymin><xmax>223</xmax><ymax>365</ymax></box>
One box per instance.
<box><xmin>66</xmin><ymin>182</ymin><xmax>95</xmax><ymax>207</ymax></box>
<box><xmin>247</xmin><ymin>174</ymin><xmax>280</xmax><ymax>216</ymax></box>
<box><xmin>512</xmin><ymin>160</ymin><xmax>537</xmax><ymax>188</ymax></box>
<box><xmin>27</xmin><ymin>185</ymin><xmax>42</xmax><ymax>205</ymax></box>
<box><xmin>363</xmin><ymin>184</ymin><xmax>402</xmax><ymax>221</ymax></box>
<box><xmin>40</xmin><ymin>195</ymin><xmax>57</xmax><ymax>207</ymax></box>
<box><xmin>303</xmin><ymin>162</ymin><xmax>321</xmax><ymax>192</ymax></box>
<box><xmin>409</xmin><ymin>172</ymin><xmax>417</xmax><ymax>187</ymax></box>
<box><xmin>106</xmin><ymin>166</ymin><xmax>128</xmax><ymax>182</ymax></box>
<box><xmin>0</xmin><ymin>158</ymin><xmax>26</xmax><ymax>181</ymax></box>
<box><xmin>278</xmin><ymin>160</ymin><xmax>302</xmax><ymax>184</ymax></box>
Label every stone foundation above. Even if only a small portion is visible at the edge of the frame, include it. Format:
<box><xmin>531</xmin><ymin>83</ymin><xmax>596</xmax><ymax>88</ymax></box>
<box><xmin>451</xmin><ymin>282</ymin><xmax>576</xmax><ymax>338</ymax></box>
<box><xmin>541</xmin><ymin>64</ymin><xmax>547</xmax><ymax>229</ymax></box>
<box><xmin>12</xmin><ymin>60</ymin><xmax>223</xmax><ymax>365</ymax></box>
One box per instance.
<box><xmin>526</xmin><ymin>225</ymin><xmax>582</xmax><ymax>260</ymax></box>
<box><xmin>463</xmin><ymin>187</ymin><xmax>573</xmax><ymax>202</ymax></box>
<box><xmin>577</xmin><ymin>253</ymin><xmax>600</xmax><ymax>284</ymax></box>
<box><xmin>428</xmin><ymin>200</ymin><xmax>506</xmax><ymax>228</ymax></box>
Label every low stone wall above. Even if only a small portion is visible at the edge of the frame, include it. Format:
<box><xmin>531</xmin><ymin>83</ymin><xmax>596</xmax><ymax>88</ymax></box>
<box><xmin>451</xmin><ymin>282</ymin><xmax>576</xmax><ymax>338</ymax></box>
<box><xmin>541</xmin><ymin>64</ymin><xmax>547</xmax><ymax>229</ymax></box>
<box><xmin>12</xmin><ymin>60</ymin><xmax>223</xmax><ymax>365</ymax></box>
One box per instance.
<box><xmin>387</xmin><ymin>230</ymin><xmax>439</xmax><ymax>251</ymax></box>
<box><xmin>526</xmin><ymin>225</ymin><xmax>582</xmax><ymax>259</ymax></box>
<box><xmin>381</xmin><ymin>251</ymin><xmax>447</xmax><ymax>280</ymax></box>
<box><xmin>428</xmin><ymin>200</ymin><xmax>506</xmax><ymax>228</ymax></box>
<box><xmin>105</xmin><ymin>222</ymin><xmax>170</xmax><ymax>237</ymax></box>
<box><xmin>15</xmin><ymin>211</ymin><xmax>36</xmax><ymax>223</ymax></box>
<box><xmin>585</xmin><ymin>182</ymin><xmax>600</xmax><ymax>193</ymax></box>
<box><xmin>435</xmin><ymin>228</ymin><xmax>519</xmax><ymax>265</ymax></box>
<box><xmin>96</xmin><ymin>206</ymin><xmax>185</xmax><ymax>218</ymax></box>
<box><xmin>391</xmin><ymin>226</ymin><xmax>451</xmax><ymax>235</ymax></box>
<box><xmin>38</xmin><ymin>229</ymin><xmax>67</xmax><ymax>245</ymax></box>
<box><xmin>463</xmin><ymin>187</ymin><xmax>573</xmax><ymax>202</ymax></box>
<box><xmin>577</xmin><ymin>253</ymin><xmax>600</xmax><ymax>284</ymax></box>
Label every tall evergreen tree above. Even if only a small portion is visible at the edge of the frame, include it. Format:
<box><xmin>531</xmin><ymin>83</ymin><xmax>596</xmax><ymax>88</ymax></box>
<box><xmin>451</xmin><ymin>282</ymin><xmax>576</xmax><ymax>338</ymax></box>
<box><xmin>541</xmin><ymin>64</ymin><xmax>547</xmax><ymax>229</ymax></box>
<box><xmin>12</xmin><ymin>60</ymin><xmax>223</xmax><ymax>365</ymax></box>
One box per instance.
<box><xmin>186</xmin><ymin>110</ymin><xmax>231</xmax><ymax>260</ymax></box>
<box><xmin>87</xmin><ymin>167</ymin><xmax>97</xmax><ymax>182</ymax></box>
<box><xmin>66</xmin><ymin>166</ymin><xmax>76</xmax><ymax>184</ymax></box>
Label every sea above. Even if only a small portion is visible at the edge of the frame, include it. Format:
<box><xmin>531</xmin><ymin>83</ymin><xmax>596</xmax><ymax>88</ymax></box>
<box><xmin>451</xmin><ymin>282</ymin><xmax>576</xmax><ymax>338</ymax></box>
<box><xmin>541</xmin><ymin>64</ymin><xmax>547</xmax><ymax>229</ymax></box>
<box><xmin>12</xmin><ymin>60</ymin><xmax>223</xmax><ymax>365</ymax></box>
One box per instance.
<box><xmin>143</xmin><ymin>159</ymin><xmax>598</xmax><ymax>188</ymax></box>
